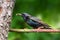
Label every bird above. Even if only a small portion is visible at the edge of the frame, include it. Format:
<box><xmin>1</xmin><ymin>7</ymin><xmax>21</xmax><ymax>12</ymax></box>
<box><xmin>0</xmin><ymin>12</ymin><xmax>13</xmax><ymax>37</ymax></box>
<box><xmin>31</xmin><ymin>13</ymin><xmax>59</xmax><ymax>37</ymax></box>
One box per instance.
<box><xmin>16</xmin><ymin>13</ymin><xmax>51</xmax><ymax>29</ymax></box>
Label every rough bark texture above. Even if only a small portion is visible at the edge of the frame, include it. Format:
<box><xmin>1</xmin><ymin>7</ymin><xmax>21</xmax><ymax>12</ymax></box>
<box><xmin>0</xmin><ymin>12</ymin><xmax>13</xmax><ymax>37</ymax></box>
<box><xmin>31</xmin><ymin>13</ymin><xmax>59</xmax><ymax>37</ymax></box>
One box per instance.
<box><xmin>0</xmin><ymin>0</ymin><xmax>15</xmax><ymax>40</ymax></box>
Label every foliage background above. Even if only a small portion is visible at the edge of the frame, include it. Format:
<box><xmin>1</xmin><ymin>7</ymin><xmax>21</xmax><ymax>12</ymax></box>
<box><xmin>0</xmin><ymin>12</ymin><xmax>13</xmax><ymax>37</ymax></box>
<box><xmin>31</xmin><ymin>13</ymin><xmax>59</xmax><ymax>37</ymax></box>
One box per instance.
<box><xmin>8</xmin><ymin>0</ymin><xmax>60</xmax><ymax>40</ymax></box>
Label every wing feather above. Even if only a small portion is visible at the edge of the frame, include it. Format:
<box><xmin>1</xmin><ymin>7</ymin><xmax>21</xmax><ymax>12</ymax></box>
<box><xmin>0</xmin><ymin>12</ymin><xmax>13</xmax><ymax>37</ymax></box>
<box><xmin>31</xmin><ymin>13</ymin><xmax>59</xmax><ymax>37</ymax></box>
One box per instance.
<box><xmin>30</xmin><ymin>16</ymin><xmax>45</xmax><ymax>24</ymax></box>
<box><xmin>30</xmin><ymin>16</ymin><xmax>51</xmax><ymax>27</ymax></box>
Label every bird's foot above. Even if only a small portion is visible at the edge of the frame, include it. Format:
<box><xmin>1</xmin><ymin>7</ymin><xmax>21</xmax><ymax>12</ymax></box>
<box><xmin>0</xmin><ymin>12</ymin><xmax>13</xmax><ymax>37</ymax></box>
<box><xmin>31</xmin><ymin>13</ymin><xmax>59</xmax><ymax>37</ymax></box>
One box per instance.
<box><xmin>36</xmin><ymin>27</ymin><xmax>43</xmax><ymax>32</ymax></box>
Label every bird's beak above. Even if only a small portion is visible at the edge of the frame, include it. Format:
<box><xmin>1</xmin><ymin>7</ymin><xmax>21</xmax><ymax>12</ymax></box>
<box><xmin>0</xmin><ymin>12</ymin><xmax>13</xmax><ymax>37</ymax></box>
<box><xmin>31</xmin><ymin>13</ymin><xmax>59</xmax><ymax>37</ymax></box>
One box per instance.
<box><xmin>16</xmin><ymin>13</ymin><xmax>22</xmax><ymax>16</ymax></box>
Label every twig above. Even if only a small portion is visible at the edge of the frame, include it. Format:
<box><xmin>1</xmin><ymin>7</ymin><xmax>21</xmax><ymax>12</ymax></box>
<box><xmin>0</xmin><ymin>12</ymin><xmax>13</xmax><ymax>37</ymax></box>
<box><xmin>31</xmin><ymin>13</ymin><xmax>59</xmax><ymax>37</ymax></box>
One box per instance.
<box><xmin>9</xmin><ymin>28</ymin><xmax>60</xmax><ymax>32</ymax></box>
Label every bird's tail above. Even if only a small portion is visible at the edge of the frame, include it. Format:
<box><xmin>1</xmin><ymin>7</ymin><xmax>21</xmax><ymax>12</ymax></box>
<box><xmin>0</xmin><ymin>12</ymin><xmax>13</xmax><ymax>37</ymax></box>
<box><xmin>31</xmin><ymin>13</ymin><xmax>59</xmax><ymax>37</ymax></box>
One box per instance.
<box><xmin>42</xmin><ymin>24</ymin><xmax>52</xmax><ymax>29</ymax></box>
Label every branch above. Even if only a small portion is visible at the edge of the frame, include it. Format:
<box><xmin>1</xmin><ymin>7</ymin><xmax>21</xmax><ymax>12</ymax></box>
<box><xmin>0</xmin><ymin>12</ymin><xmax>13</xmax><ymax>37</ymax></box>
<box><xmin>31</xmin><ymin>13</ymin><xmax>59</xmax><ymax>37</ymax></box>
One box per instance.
<box><xmin>9</xmin><ymin>28</ymin><xmax>60</xmax><ymax>32</ymax></box>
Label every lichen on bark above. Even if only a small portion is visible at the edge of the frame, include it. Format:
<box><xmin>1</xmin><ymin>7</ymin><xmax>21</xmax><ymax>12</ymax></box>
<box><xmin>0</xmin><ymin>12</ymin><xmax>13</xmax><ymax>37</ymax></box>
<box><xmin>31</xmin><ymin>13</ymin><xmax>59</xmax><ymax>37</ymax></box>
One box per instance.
<box><xmin>0</xmin><ymin>0</ymin><xmax>15</xmax><ymax>40</ymax></box>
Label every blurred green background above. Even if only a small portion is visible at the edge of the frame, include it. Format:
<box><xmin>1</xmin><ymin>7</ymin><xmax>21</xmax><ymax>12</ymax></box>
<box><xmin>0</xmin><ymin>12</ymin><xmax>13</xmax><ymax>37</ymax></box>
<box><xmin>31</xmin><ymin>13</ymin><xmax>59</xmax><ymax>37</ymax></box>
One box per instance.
<box><xmin>8</xmin><ymin>0</ymin><xmax>60</xmax><ymax>40</ymax></box>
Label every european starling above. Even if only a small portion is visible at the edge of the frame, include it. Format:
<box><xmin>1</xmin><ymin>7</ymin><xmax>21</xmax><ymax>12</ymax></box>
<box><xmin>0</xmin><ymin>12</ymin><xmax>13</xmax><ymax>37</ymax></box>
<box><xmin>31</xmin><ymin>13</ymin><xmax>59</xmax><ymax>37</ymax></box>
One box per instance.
<box><xmin>16</xmin><ymin>13</ymin><xmax>51</xmax><ymax>29</ymax></box>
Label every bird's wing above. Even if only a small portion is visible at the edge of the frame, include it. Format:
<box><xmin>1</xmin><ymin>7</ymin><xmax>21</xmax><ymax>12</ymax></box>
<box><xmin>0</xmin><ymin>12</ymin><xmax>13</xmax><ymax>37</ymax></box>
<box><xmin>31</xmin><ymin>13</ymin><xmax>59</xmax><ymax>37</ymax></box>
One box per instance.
<box><xmin>30</xmin><ymin>16</ymin><xmax>51</xmax><ymax>29</ymax></box>
<box><xmin>30</xmin><ymin>16</ymin><xmax>48</xmax><ymax>25</ymax></box>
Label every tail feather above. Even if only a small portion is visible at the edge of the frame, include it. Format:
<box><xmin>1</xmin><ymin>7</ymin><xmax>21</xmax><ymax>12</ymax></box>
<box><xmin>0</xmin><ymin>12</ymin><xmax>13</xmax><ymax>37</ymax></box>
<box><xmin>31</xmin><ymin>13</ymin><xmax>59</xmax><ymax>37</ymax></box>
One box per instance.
<box><xmin>42</xmin><ymin>24</ymin><xmax>52</xmax><ymax>29</ymax></box>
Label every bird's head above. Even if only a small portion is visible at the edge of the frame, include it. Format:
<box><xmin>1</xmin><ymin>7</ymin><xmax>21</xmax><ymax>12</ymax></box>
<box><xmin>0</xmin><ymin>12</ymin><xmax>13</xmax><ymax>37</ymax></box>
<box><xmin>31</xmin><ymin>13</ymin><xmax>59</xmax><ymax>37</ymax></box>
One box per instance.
<box><xmin>16</xmin><ymin>13</ymin><xmax>31</xmax><ymax>20</ymax></box>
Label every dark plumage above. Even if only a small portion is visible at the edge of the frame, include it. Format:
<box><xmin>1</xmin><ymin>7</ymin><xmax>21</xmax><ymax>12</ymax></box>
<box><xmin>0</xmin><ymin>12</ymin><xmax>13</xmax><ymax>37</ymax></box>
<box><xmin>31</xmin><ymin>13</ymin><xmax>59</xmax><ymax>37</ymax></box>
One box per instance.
<box><xmin>16</xmin><ymin>13</ymin><xmax>51</xmax><ymax>29</ymax></box>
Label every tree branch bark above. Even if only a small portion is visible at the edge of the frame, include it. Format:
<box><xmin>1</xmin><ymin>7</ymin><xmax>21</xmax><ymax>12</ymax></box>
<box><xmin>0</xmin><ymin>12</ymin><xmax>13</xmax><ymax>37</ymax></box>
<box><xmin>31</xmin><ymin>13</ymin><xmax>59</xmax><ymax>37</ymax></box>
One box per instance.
<box><xmin>9</xmin><ymin>28</ymin><xmax>60</xmax><ymax>32</ymax></box>
<box><xmin>0</xmin><ymin>0</ymin><xmax>15</xmax><ymax>40</ymax></box>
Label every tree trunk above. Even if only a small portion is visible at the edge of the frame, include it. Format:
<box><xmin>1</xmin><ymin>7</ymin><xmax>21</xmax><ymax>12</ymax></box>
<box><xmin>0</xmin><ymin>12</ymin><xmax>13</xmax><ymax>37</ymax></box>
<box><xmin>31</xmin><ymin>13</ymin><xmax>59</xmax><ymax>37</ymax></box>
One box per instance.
<box><xmin>0</xmin><ymin>0</ymin><xmax>15</xmax><ymax>40</ymax></box>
